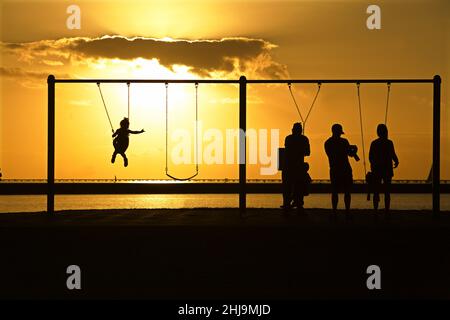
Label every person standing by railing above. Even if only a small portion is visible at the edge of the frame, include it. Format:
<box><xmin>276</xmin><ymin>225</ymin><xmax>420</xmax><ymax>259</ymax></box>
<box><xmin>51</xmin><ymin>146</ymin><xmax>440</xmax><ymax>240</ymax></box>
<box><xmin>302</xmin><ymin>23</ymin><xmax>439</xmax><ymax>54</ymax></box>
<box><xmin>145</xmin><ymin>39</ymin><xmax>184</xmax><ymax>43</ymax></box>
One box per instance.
<box><xmin>281</xmin><ymin>122</ymin><xmax>311</xmax><ymax>213</ymax></box>
<box><xmin>369</xmin><ymin>124</ymin><xmax>399</xmax><ymax>213</ymax></box>
<box><xmin>324</xmin><ymin>124</ymin><xmax>360</xmax><ymax>218</ymax></box>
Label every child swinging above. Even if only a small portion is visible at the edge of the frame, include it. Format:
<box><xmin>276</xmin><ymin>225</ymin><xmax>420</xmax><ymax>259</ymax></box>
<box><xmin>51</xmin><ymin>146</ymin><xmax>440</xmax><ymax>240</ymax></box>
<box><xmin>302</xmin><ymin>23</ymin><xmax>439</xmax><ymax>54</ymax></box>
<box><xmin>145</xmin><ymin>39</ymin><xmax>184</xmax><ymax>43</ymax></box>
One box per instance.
<box><xmin>111</xmin><ymin>117</ymin><xmax>144</xmax><ymax>167</ymax></box>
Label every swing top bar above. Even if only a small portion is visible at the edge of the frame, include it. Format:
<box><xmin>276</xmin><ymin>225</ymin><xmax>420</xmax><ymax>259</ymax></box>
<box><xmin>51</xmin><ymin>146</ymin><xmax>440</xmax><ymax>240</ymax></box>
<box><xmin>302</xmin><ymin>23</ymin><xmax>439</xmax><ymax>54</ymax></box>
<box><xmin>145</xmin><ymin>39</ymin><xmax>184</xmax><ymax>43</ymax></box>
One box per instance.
<box><xmin>51</xmin><ymin>78</ymin><xmax>238</xmax><ymax>84</ymax></box>
<box><xmin>49</xmin><ymin>76</ymin><xmax>436</xmax><ymax>84</ymax></box>
<box><xmin>248</xmin><ymin>79</ymin><xmax>434</xmax><ymax>84</ymax></box>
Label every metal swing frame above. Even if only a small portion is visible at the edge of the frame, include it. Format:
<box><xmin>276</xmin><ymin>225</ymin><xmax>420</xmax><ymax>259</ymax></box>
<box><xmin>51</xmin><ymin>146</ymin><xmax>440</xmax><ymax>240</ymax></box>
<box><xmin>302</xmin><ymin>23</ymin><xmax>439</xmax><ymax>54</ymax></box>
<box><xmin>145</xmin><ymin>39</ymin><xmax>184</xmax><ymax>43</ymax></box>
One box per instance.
<box><xmin>39</xmin><ymin>75</ymin><xmax>443</xmax><ymax>215</ymax></box>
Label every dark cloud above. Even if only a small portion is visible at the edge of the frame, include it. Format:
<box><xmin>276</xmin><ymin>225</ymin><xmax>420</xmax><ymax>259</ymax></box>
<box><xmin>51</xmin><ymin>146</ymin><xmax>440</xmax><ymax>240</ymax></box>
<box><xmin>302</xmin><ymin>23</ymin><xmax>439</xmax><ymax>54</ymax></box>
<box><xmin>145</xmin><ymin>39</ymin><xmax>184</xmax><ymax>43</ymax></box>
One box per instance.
<box><xmin>70</xmin><ymin>37</ymin><xmax>269</xmax><ymax>74</ymax></box>
<box><xmin>2</xmin><ymin>36</ymin><xmax>289</xmax><ymax>78</ymax></box>
<box><xmin>0</xmin><ymin>67</ymin><xmax>69</xmax><ymax>80</ymax></box>
<box><xmin>0</xmin><ymin>67</ymin><xmax>71</xmax><ymax>89</ymax></box>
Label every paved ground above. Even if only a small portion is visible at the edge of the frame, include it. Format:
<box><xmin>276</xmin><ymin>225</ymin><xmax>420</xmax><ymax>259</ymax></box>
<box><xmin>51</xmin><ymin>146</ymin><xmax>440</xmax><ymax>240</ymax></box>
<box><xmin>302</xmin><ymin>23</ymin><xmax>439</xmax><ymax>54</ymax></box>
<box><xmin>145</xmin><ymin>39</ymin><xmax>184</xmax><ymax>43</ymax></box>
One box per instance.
<box><xmin>1</xmin><ymin>208</ymin><xmax>449</xmax><ymax>299</ymax></box>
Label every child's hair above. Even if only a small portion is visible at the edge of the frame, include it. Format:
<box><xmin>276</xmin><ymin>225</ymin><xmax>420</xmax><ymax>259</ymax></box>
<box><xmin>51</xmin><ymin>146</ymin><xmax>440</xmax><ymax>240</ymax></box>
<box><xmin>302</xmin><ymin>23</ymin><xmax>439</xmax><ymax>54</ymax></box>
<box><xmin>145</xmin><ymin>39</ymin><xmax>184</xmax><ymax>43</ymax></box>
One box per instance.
<box><xmin>120</xmin><ymin>117</ymin><xmax>129</xmax><ymax>129</ymax></box>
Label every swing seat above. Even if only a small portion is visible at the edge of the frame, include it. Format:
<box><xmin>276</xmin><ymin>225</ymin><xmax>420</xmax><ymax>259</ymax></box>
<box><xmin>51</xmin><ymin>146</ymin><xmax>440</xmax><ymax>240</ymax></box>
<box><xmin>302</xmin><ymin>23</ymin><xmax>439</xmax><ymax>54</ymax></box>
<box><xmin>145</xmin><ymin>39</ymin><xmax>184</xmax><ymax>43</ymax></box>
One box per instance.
<box><xmin>165</xmin><ymin>172</ymin><xmax>199</xmax><ymax>181</ymax></box>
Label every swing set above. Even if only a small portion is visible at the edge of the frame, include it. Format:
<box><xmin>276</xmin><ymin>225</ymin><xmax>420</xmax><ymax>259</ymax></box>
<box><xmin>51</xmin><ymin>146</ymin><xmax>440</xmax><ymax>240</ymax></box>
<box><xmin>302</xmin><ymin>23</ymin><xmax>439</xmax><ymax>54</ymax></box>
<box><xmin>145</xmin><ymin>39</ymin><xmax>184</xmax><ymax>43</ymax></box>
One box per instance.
<box><xmin>278</xmin><ymin>81</ymin><xmax>391</xmax><ymax>176</ymax></box>
<box><xmin>97</xmin><ymin>81</ymin><xmax>200</xmax><ymax>180</ymax></box>
<box><xmin>45</xmin><ymin>75</ymin><xmax>442</xmax><ymax>215</ymax></box>
<box><xmin>96</xmin><ymin>79</ymin><xmax>391</xmax><ymax>181</ymax></box>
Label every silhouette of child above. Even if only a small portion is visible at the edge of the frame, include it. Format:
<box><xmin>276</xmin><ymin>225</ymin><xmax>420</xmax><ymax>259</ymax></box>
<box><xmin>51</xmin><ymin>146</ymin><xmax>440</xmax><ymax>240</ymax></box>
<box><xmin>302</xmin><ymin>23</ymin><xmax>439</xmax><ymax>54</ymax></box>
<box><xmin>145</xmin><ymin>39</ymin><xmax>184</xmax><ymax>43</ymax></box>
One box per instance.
<box><xmin>111</xmin><ymin>118</ymin><xmax>144</xmax><ymax>167</ymax></box>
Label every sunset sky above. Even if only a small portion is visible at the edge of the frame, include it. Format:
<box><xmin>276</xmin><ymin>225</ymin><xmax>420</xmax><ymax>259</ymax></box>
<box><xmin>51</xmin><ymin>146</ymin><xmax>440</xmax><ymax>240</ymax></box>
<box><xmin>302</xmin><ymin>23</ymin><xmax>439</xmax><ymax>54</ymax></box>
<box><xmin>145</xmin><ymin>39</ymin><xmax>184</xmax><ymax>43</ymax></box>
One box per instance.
<box><xmin>1</xmin><ymin>0</ymin><xmax>449</xmax><ymax>181</ymax></box>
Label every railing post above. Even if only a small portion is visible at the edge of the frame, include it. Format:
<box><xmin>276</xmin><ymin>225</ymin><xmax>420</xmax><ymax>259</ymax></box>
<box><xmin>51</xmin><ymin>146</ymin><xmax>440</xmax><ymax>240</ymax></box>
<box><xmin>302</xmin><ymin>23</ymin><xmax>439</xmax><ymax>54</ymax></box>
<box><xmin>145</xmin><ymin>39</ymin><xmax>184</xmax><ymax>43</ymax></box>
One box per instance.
<box><xmin>47</xmin><ymin>75</ymin><xmax>55</xmax><ymax>215</ymax></box>
<box><xmin>432</xmin><ymin>75</ymin><xmax>441</xmax><ymax>217</ymax></box>
<box><xmin>239</xmin><ymin>76</ymin><xmax>247</xmax><ymax>214</ymax></box>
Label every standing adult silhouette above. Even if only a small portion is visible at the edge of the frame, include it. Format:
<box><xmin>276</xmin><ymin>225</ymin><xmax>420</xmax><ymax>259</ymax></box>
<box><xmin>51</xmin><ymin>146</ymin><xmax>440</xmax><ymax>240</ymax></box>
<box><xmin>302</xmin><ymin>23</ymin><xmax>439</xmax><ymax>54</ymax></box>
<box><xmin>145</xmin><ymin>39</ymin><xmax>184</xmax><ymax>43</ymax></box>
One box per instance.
<box><xmin>369</xmin><ymin>124</ymin><xmax>399</xmax><ymax>212</ymax></box>
<box><xmin>281</xmin><ymin>122</ymin><xmax>310</xmax><ymax>213</ymax></box>
<box><xmin>324</xmin><ymin>124</ymin><xmax>359</xmax><ymax>216</ymax></box>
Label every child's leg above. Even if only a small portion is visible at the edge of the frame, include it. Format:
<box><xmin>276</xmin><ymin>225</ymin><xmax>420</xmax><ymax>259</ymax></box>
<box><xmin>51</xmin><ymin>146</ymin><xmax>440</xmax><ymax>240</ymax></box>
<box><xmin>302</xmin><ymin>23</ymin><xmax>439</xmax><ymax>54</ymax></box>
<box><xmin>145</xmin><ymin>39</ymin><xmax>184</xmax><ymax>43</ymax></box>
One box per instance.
<box><xmin>111</xmin><ymin>150</ymin><xmax>118</xmax><ymax>163</ymax></box>
<box><xmin>120</xmin><ymin>152</ymin><xmax>128</xmax><ymax>167</ymax></box>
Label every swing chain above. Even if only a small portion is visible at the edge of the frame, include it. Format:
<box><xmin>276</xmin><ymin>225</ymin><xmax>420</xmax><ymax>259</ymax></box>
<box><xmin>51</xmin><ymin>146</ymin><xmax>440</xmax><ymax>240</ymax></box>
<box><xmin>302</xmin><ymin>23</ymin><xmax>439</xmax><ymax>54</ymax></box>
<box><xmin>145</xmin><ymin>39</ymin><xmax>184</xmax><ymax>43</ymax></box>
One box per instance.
<box><xmin>165</xmin><ymin>82</ymin><xmax>199</xmax><ymax>180</ymax></box>
<box><xmin>356</xmin><ymin>82</ymin><xmax>367</xmax><ymax>176</ymax></box>
<box><xmin>195</xmin><ymin>83</ymin><xmax>199</xmax><ymax>171</ymax></box>
<box><xmin>288</xmin><ymin>82</ymin><xmax>305</xmax><ymax>124</ymax></box>
<box><xmin>303</xmin><ymin>82</ymin><xmax>321</xmax><ymax>127</ymax></box>
<box><xmin>165</xmin><ymin>83</ymin><xmax>169</xmax><ymax>172</ymax></box>
<box><xmin>385</xmin><ymin>82</ymin><xmax>391</xmax><ymax>125</ymax></box>
<box><xmin>287</xmin><ymin>82</ymin><xmax>321</xmax><ymax>133</ymax></box>
<box><xmin>97</xmin><ymin>82</ymin><xmax>115</xmax><ymax>133</ymax></box>
<box><xmin>127</xmin><ymin>82</ymin><xmax>130</xmax><ymax>121</ymax></box>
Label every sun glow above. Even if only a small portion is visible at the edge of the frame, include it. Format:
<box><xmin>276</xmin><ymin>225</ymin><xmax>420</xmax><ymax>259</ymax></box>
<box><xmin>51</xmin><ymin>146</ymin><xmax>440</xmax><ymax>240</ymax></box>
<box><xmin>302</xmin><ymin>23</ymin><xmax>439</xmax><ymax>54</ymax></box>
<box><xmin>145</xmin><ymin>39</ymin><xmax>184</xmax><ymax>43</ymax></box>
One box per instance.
<box><xmin>90</xmin><ymin>57</ymin><xmax>198</xmax><ymax>79</ymax></box>
<box><xmin>86</xmin><ymin>57</ymin><xmax>201</xmax><ymax>127</ymax></box>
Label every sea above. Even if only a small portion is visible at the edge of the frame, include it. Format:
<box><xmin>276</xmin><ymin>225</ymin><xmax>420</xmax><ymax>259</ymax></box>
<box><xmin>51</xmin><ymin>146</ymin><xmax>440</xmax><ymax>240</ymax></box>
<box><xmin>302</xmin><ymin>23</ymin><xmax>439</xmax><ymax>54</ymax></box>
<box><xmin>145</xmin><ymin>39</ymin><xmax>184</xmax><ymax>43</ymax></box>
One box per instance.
<box><xmin>1</xmin><ymin>194</ymin><xmax>449</xmax><ymax>213</ymax></box>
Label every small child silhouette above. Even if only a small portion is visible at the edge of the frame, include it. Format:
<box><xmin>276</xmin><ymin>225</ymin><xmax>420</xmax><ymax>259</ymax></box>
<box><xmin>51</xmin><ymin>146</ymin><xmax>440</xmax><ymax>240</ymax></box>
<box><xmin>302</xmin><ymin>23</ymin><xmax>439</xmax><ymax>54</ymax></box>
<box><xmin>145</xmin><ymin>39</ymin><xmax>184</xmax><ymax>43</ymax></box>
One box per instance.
<box><xmin>111</xmin><ymin>117</ymin><xmax>144</xmax><ymax>167</ymax></box>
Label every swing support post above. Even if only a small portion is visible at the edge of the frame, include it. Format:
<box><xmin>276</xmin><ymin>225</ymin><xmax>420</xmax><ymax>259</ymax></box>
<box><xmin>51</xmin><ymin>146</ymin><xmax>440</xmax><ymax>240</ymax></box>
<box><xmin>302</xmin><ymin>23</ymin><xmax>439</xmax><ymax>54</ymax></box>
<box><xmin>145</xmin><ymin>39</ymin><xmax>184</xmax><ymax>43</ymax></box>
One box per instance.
<box><xmin>239</xmin><ymin>76</ymin><xmax>247</xmax><ymax>214</ymax></box>
<box><xmin>47</xmin><ymin>75</ymin><xmax>55</xmax><ymax>215</ymax></box>
<box><xmin>432</xmin><ymin>75</ymin><xmax>441</xmax><ymax>217</ymax></box>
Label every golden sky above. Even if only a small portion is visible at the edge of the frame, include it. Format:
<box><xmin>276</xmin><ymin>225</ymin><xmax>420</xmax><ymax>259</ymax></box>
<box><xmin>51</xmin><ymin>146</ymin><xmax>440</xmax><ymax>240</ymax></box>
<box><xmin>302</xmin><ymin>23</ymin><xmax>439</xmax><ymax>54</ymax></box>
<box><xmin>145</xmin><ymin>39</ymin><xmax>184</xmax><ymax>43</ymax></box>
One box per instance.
<box><xmin>1</xmin><ymin>0</ymin><xmax>449</xmax><ymax>180</ymax></box>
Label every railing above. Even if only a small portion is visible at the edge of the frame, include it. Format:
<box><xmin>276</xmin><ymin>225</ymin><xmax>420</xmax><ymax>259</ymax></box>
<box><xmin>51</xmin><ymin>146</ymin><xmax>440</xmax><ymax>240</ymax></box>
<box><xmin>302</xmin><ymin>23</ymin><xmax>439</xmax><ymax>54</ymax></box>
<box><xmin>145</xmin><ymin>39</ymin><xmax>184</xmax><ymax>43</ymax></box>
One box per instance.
<box><xmin>1</xmin><ymin>181</ymin><xmax>449</xmax><ymax>195</ymax></box>
<box><xmin>1</xmin><ymin>179</ymin><xmax>450</xmax><ymax>184</ymax></box>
